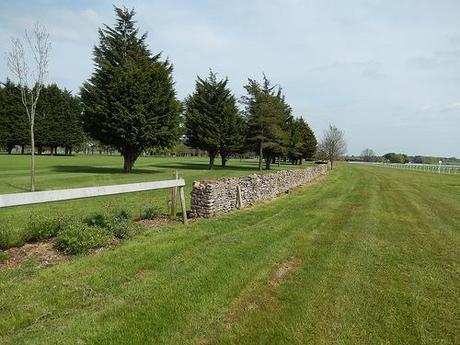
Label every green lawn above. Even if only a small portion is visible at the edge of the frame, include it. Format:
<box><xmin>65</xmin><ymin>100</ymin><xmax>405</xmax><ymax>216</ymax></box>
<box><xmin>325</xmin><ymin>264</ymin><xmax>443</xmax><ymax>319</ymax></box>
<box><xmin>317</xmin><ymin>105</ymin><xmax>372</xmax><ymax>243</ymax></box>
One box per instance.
<box><xmin>0</xmin><ymin>154</ymin><xmax>310</xmax><ymax>248</ymax></box>
<box><xmin>0</xmin><ymin>162</ymin><xmax>458</xmax><ymax>344</ymax></box>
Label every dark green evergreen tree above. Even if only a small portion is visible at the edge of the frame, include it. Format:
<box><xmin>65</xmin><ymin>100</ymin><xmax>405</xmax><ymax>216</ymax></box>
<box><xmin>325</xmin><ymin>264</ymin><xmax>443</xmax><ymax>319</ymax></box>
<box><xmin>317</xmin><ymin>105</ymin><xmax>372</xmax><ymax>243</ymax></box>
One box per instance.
<box><xmin>62</xmin><ymin>93</ymin><xmax>85</xmax><ymax>155</ymax></box>
<box><xmin>34</xmin><ymin>84</ymin><xmax>85</xmax><ymax>155</ymax></box>
<box><xmin>184</xmin><ymin>70</ymin><xmax>245</xmax><ymax>169</ymax></box>
<box><xmin>288</xmin><ymin>117</ymin><xmax>317</xmax><ymax>164</ymax></box>
<box><xmin>81</xmin><ymin>6</ymin><xmax>180</xmax><ymax>172</ymax></box>
<box><xmin>242</xmin><ymin>75</ymin><xmax>293</xmax><ymax>170</ymax></box>
<box><xmin>0</xmin><ymin>80</ymin><xmax>29</xmax><ymax>153</ymax></box>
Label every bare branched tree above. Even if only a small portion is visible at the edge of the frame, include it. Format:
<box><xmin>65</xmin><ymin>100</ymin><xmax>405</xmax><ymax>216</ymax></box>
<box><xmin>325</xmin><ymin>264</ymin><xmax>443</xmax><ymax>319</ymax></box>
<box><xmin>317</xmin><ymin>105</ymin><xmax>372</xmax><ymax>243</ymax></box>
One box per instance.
<box><xmin>361</xmin><ymin>148</ymin><xmax>376</xmax><ymax>162</ymax></box>
<box><xmin>317</xmin><ymin>124</ymin><xmax>347</xmax><ymax>169</ymax></box>
<box><xmin>7</xmin><ymin>22</ymin><xmax>50</xmax><ymax>191</ymax></box>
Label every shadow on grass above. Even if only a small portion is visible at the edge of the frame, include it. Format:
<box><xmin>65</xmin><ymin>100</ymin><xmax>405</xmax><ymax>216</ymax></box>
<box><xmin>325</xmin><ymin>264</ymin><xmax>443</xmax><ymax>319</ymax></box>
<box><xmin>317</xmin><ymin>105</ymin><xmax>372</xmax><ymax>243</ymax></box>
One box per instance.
<box><xmin>151</xmin><ymin>161</ymin><xmax>261</xmax><ymax>172</ymax></box>
<box><xmin>2</xmin><ymin>182</ymin><xmax>30</xmax><ymax>192</ymax></box>
<box><xmin>51</xmin><ymin>165</ymin><xmax>160</xmax><ymax>174</ymax></box>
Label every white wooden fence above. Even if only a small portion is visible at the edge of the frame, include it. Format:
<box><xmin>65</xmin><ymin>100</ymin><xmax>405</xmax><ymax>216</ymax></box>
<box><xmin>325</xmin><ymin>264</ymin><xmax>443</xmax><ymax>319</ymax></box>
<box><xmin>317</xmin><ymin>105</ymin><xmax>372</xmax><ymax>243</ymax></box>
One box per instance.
<box><xmin>0</xmin><ymin>178</ymin><xmax>188</xmax><ymax>224</ymax></box>
<box><xmin>349</xmin><ymin>161</ymin><xmax>460</xmax><ymax>174</ymax></box>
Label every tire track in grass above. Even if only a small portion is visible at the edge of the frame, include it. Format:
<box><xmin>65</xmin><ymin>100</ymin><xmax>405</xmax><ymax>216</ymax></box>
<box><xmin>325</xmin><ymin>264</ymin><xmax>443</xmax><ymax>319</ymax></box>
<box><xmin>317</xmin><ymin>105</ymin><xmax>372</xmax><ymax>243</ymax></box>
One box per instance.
<box><xmin>202</xmin><ymin>167</ymin><xmax>366</xmax><ymax>344</ymax></box>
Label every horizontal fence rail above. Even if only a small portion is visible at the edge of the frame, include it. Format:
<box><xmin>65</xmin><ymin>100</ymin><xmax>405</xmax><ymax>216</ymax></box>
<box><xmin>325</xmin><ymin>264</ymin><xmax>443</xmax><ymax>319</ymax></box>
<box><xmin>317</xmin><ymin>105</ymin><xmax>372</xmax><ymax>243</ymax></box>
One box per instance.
<box><xmin>0</xmin><ymin>178</ymin><xmax>188</xmax><ymax>224</ymax></box>
<box><xmin>349</xmin><ymin>161</ymin><xmax>460</xmax><ymax>174</ymax></box>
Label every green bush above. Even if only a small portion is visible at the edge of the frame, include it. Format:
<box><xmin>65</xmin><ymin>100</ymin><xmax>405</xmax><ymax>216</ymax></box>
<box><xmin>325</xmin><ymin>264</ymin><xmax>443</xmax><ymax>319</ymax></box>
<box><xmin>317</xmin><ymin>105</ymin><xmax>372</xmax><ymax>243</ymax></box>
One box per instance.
<box><xmin>107</xmin><ymin>218</ymin><xmax>143</xmax><ymax>239</ymax></box>
<box><xmin>83</xmin><ymin>212</ymin><xmax>108</xmax><ymax>227</ymax></box>
<box><xmin>24</xmin><ymin>214</ymin><xmax>70</xmax><ymax>242</ymax></box>
<box><xmin>112</xmin><ymin>209</ymin><xmax>131</xmax><ymax>222</ymax></box>
<box><xmin>0</xmin><ymin>250</ymin><xmax>8</xmax><ymax>263</ymax></box>
<box><xmin>56</xmin><ymin>223</ymin><xmax>108</xmax><ymax>255</ymax></box>
<box><xmin>0</xmin><ymin>227</ymin><xmax>12</xmax><ymax>250</ymax></box>
<box><xmin>139</xmin><ymin>206</ymin><xmax>161</xmax><ymax>220</ymax></box>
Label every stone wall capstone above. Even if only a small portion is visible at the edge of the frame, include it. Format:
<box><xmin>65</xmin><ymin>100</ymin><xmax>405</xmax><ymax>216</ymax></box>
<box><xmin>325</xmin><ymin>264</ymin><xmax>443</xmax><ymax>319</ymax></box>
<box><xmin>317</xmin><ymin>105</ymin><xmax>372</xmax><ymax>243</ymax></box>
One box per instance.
<box><xmin>190</xmin><ymin>163</ymin><xmax>330</xmax><ymax>218</ymax></box>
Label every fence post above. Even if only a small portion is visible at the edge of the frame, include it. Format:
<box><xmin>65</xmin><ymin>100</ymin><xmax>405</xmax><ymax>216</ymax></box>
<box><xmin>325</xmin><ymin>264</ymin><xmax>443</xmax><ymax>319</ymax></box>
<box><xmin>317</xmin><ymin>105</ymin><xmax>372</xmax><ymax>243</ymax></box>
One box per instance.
<box><xmin>179</xmin><ymin>186</ymin><xmax>187</xmax><ymax>225</ymax></box>
<box><xmin>170</xmin><ymin>170</ymin><xmax>178</xmax><ymax>218</ymax></box>
<box><xmin>236</xmin><ymin>185</ymin><xmax>243</xmax><ymax>209</ymax></box>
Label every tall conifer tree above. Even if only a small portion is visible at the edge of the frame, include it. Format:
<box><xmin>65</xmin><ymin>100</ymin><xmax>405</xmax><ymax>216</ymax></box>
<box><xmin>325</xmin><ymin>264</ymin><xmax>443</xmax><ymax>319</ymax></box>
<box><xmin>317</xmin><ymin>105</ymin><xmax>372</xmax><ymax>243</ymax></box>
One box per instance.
<box><xmin>0</xmin><ymin>80</ymin><xmax>29</xmax><ymax>153</ymax></box>
<box><xmin>288</xmin><ymin>117</ymin><xmax>317</xmax><ymax>164</ymax></box>
<box><xmin>184</xmin><ymin>70</ymin><xmax>245</xmax><ymax>169</ymax></box>
<box><xmin>81</xmin><ymin>6</ymin><xmax>180</xmax><ymax>172</ymax></box>
<box><xmin>242</xmin><ymin>75</ymin><xmax>292</xmax><ymax>170</ymax></box>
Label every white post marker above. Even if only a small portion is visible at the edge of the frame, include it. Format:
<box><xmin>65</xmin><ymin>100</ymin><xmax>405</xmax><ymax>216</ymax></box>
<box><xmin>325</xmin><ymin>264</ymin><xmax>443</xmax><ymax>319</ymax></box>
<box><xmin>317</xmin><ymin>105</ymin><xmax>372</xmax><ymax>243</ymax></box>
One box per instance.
<box><xmin>438</xmin><ymin>160</ymin><xmax>442</xmax><ymax>174</ymax></box>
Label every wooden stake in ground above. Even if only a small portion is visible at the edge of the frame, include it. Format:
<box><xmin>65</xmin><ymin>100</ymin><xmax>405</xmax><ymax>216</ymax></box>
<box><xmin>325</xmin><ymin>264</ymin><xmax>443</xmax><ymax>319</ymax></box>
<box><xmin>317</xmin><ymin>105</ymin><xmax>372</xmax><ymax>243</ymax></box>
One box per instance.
<box><xmin>170</xmin><ymin>170</ymin><xmax>178</xmax><ymax>218</ymax></box>
<box><xmin>179</xmin><ymin>186</ymin><xmax>187</xmax><ymax>224</ymax></box>
<box><xmin>236</xmin><ymin>185</ymin><xmax>243</xmax><ymax>209</ymax></box>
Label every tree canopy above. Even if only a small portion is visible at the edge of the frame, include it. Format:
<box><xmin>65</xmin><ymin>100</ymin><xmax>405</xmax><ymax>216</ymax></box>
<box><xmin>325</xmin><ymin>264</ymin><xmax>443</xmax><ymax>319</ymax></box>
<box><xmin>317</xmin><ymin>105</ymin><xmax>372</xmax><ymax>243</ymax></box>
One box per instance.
<box><xmin>0</xmin><ymin>80</ymin><xmax>29</xmax><ymax>153</ymax></box>
<box><xmin>288</xmin><ymin>117</ymin><xmax>317</xmax><ymax>164</ymax></box>
<box><xmin>360</xmin><ymin>148</ymin><xmax>376</xmax><ymax>162</ymax></box>
<box><xmin>242</xmin><ymin>75</ymin><xmax>293</xmax><ymax>170</ymax></box>
<box><xmin>184</xmin><ymin>70</ymin><xmax>245</xmax><ymax>169</ymax></box>
<box><xmin>81</xmin><ymin>6</ymin><xmax>180</xmax><ymax>172</ymax></box>
<box><xmin>0</xmin><ymin>81</ymin><xmax>84</xmax><ymax>155</ymax></box>
<box><xmin>317</xmin><ymin>124</ymin><xmax>347</xmax><ymax>168</ymax></box>
<box><xmin>35</xmin><ymin>84</ymin><xmax>85</xmax><ymax>154</ymax></box>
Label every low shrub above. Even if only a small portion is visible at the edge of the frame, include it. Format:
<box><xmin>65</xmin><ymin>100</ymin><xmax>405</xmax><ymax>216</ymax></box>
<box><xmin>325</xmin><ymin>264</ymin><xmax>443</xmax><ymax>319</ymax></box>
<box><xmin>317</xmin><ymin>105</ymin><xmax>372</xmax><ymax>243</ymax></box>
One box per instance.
<box><xmin>56</xmin><ymin>223</ymin><xmax>108</xmax><ymax>255</ymax></box>
<box><xmin>112</xmin><ymin>209</ymin><xmax>131</xmax><ymax>222</ymax></box>
<box><xmin>0</xmin><ymin>227</ymin><xmax>13</xmax><ymax>250</ymax></box>
<box><xmin>139</xmin><ymin>206</ymin><xmax>162</xmax><ymax>220</ymax></box>
<box><xmin>24</xmin><ymin>214</ymin><xmax>70</xmax><ymax>242</ymax></box>
<box><xmin>83</xmin><ymin>212</ymin><xmax>108</xmax><ymax>227</ymax></box>
<box><xmin>107</xmin><ymin>218</ymin><xmax>143</xmax><ymax>239</ymax></box>
<box><xmin>0</xmin><ymin>250</ymin><xmax>8</xmax><ymax>263</ymax></box>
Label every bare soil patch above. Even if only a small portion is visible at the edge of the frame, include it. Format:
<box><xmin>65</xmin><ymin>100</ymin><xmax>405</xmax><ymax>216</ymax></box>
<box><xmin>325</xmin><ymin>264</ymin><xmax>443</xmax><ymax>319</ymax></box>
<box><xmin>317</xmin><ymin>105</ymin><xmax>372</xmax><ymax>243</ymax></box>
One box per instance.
<box><xmin>224</xmin><ymin>257</ymin><xmax>303</xmax><ymax>329</ymax></box>
<box><xmin>137</xmin><ymin>215</ymin><xmax>174</xmax><ymax>227</ymax></box>
<box><xmin>269</xmin><ymin>256</ymin><xmax>303</xmax><ymax>286</ymax></box>
<box><xmin>0</xmin><ymin>239</ymin><xmax>67</xmax><ymax>271</ymax></box>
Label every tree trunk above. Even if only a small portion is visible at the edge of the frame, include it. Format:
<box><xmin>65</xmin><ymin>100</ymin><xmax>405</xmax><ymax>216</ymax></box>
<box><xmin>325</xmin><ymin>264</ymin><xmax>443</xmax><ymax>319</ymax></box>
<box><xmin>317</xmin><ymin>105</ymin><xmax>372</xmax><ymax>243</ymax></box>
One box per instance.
<box><xmin>265</xmin><ymin>153</ymin><xmax>271</xmax><ymax>170</ymax></box>
<box><xmin>30</xmin><ymin>123</ymin><xmax>35</xmax><ymax>192</ymax></box>
<box><xmin>7</xmin><ymin>145</ymin><xmax>13</xmax><ymax>154</ymax></box>
<box><xmin>123</xmin><ymin>148</ymin><xmax>139</xmax><ymax>173</ymax></box>
<box><xmin>21</xmin><ymin>145</ymin><xmax>25</xmax><ymax>154</ymax></box>
<box><xmin>258</xmin><ymin>141</ymin><xmax>263</xmax><ymax>171</ymax></box>
<box><xmin>220</xmin><ymin>150</ymin><xmax>228</xmax><ymax>168</ymax></box>
<box><xmin>299</xmin><ymin>157</ymin><xmax>303</xmax><ymax>165</ymax></box>
<box><xmin>209</xmin><ymin>151</ymin><xmax>216</xmax><ymax>170</ymax></box>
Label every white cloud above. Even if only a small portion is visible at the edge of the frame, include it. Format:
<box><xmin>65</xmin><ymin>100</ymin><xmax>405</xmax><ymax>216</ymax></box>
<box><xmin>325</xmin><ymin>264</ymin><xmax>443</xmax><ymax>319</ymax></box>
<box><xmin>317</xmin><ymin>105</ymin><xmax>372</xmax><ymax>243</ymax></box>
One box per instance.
<box><xmin>444</xmin><ymin>102</ymin><xmax>460</xmax><ymax>111</ymax></box>
<box><xmin>1</xmin><ymin>0</ymin><xmax>459</xmax><ymax>156</ymax></box>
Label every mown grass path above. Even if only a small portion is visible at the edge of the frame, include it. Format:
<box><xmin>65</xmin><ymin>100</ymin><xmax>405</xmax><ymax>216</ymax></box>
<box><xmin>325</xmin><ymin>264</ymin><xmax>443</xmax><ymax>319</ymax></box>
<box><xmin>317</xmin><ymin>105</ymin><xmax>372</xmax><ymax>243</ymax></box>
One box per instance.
<box><xmin>0</xmin><ymin>164</ymin><xmax>458</xmax><ymax>344</ymax></box>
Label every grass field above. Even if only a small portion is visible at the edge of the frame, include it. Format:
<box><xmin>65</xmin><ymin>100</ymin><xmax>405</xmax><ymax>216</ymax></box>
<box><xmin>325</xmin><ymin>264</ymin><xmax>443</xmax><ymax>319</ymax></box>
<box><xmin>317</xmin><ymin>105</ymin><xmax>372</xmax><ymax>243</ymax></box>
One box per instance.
<box><xmin>0</xmin><ymin>159</ymin><xmax>458</xmax><ymax>344</ymax></box>
<box><xmin>0</xmin><ymin>154</ymin><xmax>310</xmax><ymax>248</ymax></box>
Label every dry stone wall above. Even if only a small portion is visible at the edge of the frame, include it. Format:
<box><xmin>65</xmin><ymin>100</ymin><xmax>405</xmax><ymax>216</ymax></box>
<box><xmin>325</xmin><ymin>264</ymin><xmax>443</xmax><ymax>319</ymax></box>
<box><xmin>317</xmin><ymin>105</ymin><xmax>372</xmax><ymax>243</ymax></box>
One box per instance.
<box><xmin>191</xmin><ymin>163</ymin><xmax>330</xmax><ymax>218</ymax></box>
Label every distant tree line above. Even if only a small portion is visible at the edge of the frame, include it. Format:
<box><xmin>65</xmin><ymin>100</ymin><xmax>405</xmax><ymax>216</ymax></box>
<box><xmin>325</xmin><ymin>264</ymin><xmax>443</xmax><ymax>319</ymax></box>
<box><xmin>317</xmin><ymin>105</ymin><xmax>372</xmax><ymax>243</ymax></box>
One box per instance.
<box><xmin>2</xmin><ymin>6</ymin><xmax>322</xmax><ymax>173</ymax></box>
<box><xmin>346</xmin><ymin>150</ymin><xmax>459</xmax><ymax>165</ymax></box>
<box><xmin>0</xmin><ymin>81</ymin><xmax>85</xmax><ymax>155</ymax></box>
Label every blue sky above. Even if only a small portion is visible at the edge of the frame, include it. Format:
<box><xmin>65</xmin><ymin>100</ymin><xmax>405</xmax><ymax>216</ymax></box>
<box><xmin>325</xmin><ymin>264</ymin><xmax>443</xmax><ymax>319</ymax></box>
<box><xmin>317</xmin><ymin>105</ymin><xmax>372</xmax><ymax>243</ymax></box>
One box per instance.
<box><xmin>1</xmin><ymin>0</ymin><xmax>459</xmax><ymax>157</ymax></box>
